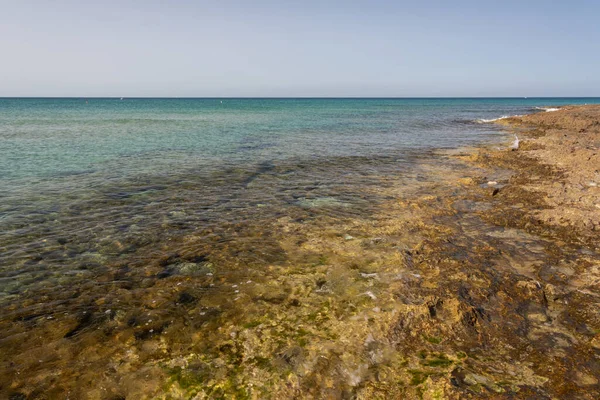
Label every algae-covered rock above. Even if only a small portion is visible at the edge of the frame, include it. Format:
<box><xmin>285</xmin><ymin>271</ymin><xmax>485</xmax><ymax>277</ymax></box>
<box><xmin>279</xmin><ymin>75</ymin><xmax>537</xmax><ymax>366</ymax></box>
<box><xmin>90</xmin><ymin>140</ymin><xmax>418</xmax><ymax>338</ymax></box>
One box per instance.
<box><xmin>172</xmin><ymin>261</ymin><xmax>215</xmax><ymax>276</ymax></box>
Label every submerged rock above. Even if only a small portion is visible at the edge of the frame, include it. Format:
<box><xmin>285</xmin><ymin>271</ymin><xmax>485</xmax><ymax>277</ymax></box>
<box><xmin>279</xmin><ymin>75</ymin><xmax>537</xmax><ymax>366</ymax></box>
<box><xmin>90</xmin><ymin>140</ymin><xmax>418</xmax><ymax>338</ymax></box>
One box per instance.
<box><xmin>176</xmin><ymin>262</ymin><xmax>213</xmax><ymax>275</ymax></box>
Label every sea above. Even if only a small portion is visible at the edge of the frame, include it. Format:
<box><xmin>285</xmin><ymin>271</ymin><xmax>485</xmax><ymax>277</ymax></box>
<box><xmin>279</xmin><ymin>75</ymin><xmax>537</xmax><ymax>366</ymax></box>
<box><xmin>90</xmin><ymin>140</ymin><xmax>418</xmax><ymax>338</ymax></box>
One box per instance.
<box><xmin>1</xmin><ymin>97</ymin><xmax>598</xmax><ymax>397</ymax></box>
<box><xmin>1</xmin><ymin>96</ymin><xmax>597</xmax><ymax>299</ymax></box>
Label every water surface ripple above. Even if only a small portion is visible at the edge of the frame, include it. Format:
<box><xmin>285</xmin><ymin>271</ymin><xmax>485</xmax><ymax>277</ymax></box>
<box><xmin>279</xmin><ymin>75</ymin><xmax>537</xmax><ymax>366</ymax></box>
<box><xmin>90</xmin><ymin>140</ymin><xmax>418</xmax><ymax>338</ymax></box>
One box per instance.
<box><xmin>1</xmin><ymin>97</ymin><xmax>599</xmax><ymax>398</ymax></box>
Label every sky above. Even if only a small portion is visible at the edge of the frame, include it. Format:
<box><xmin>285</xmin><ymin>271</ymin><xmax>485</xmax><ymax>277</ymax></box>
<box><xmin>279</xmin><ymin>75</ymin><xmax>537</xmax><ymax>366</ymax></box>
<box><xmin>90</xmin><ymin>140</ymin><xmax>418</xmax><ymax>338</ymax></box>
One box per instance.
<box><xmin>0</xmin><ymin>0</ymin><xmax>598</xmax><ymax>97</ymax></box>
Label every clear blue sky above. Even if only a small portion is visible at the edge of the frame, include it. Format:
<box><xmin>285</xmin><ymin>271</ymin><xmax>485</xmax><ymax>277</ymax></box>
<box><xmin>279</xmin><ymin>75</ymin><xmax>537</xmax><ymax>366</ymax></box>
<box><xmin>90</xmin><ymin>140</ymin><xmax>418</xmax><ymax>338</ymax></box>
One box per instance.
<box><xmin>1</xmin><ymin>0</ymin><xmax>598</xmax><ymax>97</ymax></box>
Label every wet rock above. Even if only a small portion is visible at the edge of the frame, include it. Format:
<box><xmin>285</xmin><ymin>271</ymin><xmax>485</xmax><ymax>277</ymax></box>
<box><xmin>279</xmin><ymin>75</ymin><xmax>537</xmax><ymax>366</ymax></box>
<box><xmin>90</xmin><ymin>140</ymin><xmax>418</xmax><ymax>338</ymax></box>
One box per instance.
<box><xmin>526</xmin><ymin>312</ymin><xmax>548</xmax><ymax>323</ymax></box>
<box><xmin>288</xmin><ymin>298</ymin><xmax>301</xmax><ymax>307</ymax></box>
<box><xmin>134</xmin><ymin>324</ymin><xmax>165</xmax><ymax>340</ymax></box>
<box><xmin>359</xmin><ymin>272</ymin><xmax>378</xmax><ymax>279</ymax></box>
<box><xmin>177</xmin><ymin>292</ymin><xmax>196</xmax><ymax>305</ymax></box>
<box><xmin>253</xmin><ymin>283</ymin><xmax>289</xmax><ymax>304</ymax></box>
<box><xmin>160</xmin><ymin>261</ymin><xmax>214</xmax><ymax>277</ymax></box>
<box><xmin>590</xmin><ymin>335</ymin><xmax>600</xmax><ymax>350</ymax></box>
<box><xmin>316</xmin><ymin>278</ymin><xmax>327</xmax><ymax>289</ymax></box>
<box><xmin>275</xmin><ymin>346</ymin><xmax>305</xmax><ymax>369</ymax></box>
<box><xmin>156</xmin><ymin>269</ymin><xmax>174</xmax><ymax>279</ymax></box>
<box><xmin>575</xmin><ymin>372</ymin><xmax>598</xmax><ymax>386</ymax></box>
<box><xmin>64</xmin><ymin>311</ymin><xmax>96</xmax><ymax>338</ymax></box>
<box><xmin>463</xmin><ymin>373</ymin><xmax>503</xmax><ymax>393</ymax></box>
<box><xmin>453</xmin><ymin>199</ymin><xmax>492</xmax><ymax>212</ymax></box>
<box><xmin>451</xmin><ymin>367</ymin><xmax>502</xmax><ymax>393</ymax></box>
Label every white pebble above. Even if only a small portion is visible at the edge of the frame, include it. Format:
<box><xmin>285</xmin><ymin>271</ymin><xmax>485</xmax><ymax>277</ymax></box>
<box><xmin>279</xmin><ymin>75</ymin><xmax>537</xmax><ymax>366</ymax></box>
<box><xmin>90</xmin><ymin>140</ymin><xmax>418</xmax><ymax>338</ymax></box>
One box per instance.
<box><xmin>364</xmin><ymin>291</ymin><xmax>377</xmax><ymax>300</ymax></box>
<box><xmin>360</xmin><ymin>272</ymin><xmax>378</xmax><ymax>279</ymax></box>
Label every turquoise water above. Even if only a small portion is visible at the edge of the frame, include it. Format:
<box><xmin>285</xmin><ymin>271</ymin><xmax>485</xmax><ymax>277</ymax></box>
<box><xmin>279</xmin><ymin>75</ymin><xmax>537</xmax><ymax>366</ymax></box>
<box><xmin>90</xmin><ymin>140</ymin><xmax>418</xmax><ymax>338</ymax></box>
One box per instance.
<box><xmin>1</xmin><ymin>97</ymin><xmax>598</xmax><ymax>296</ymax></box>
<box><xmin>3</xmin><ymin>97</ymin><xmax>597</xmax><ymax>183</ymax></box>
<box><xmin>2</xmin><ymin>97</ymin><xmax>599</xmax><ymax>398</ymax></box>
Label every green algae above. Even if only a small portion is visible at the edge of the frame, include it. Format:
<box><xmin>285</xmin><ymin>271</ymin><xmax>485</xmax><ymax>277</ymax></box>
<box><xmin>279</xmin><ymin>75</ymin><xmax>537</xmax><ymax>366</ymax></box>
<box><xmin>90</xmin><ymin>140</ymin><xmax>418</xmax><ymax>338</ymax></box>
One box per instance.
<box><xmin>167</xmin><ymin>366</ymin><xmax>209</xmax><ymax>390</ymax></box>
<box><xmin>409</xmin><ymin>371</ymin><xmax>429</xmax><ymax>386</ymax></box>
<box><xmin>424</xmin><ymin>335</ymin><xmax>443</xmax><ymax>344</ymax></box>
<box><xmin>242</xmin><ymin>320</ymin><xmax>263</xmax><ymax>329</ymax></box>
<box><xmin>4</xmin><ymin>120</ymin><xmax>600</xmax><ymax>399</ymax></box>
<box><xmin>420</xmin><ymin>353</ymin><xmax>453</xmax><ymax>368</ymax></box>
<box><xmin>408</xmin><ymin>369</ymin><xmax>439</xmax><ymax>386</ymax></box>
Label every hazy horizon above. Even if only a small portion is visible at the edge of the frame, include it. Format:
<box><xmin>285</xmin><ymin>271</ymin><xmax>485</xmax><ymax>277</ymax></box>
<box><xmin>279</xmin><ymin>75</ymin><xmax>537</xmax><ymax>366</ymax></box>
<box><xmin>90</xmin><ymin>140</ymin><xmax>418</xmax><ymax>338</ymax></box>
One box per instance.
<box><xmin>3</xmin><ymin>96</ymin><xmax>600</xmax><ymax>99</ymax></box>
<box><xmin>1</xmin><ymin>0</ymin><xmax>599</xmax><ymax>97</ymax></box>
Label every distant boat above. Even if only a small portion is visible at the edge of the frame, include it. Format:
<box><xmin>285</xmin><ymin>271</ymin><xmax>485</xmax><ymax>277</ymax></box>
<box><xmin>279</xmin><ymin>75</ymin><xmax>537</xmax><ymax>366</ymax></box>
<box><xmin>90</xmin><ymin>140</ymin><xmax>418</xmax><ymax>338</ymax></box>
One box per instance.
<box><xmin>120</xmin><ymin>97</ymin><xmax>124</xmax><ymax>100</ymax></box>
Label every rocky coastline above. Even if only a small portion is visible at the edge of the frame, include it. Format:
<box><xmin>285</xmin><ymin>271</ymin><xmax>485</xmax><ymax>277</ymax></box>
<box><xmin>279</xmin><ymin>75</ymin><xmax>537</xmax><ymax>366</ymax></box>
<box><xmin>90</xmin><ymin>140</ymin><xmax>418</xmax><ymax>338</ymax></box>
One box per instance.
<box><xmin>2</xmin><ymin>106</ymin><xmax>599</xmax><ymax>399</ymax></box>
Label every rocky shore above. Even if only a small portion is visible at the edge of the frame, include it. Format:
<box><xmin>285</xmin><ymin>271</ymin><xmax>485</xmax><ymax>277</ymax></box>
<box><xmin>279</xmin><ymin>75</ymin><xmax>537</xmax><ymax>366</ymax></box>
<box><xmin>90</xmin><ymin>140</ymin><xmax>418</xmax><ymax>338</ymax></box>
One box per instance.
<box><xmin>2</xmin><ymin>106</ymin><xmax>599</xmax><ymax>399</ymax></box>
<box><xmin>389</xmin><ymin>104</ymin><xmax>600</xmax><ymax>399</ymax></box>
<box><xmin>495</xmin><ymin>106</ymin><xmax>600</xmax><ymax>237</ymax></box>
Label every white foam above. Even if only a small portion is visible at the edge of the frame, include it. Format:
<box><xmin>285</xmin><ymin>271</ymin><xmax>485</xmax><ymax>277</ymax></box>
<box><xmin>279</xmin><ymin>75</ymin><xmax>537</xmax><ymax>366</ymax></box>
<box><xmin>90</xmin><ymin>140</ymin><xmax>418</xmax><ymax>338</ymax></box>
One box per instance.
<box><xmin>535</xmin><ymin>107</ymin><xmax>561</xmax><ymax>112</ymax></box>
<box><xmin>476</xmin><ymin>114</ymin><xmax>522</xmax><ymax>123</ymax></box>
<box><xmin>477</xmin><ymin>106</ymin><xmax>561</xmax><ymax>124</ymax></box>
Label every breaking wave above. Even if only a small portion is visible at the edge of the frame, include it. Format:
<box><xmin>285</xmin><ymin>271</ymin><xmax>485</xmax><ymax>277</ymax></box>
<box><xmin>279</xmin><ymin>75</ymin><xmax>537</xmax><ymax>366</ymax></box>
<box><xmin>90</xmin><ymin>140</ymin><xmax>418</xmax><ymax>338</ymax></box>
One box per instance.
<box><xmin>475</xmin><ymin>114</ymin><xmax>523</xmax><ymax>123</ymax></box>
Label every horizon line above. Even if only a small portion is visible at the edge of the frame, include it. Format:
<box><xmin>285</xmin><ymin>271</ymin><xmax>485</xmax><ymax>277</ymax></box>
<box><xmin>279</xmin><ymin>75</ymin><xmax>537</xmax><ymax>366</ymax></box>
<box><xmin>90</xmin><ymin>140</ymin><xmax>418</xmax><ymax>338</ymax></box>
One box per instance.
<box><xmin>1</xmin><ymin>96</ymin><xmax>600</xmax><ymax>99</ymax></box>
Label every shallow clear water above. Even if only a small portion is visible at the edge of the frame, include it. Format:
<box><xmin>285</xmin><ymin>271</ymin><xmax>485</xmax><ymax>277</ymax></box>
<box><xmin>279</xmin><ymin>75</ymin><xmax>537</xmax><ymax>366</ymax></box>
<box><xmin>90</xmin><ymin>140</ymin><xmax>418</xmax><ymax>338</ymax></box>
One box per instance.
<box><xmin>1</xmin><ymin>97</ymin><xmax>599</xmax><ymax>398</ymax></box>
<box><xmin>3</xmin><ymin>97</ymin><xmax>596</xmax><ymax>183</ymax></box>
<box><xmin>1</xmin><ymin>98</ymin><xmax>598</xmax><ymax>297</ymax></box>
